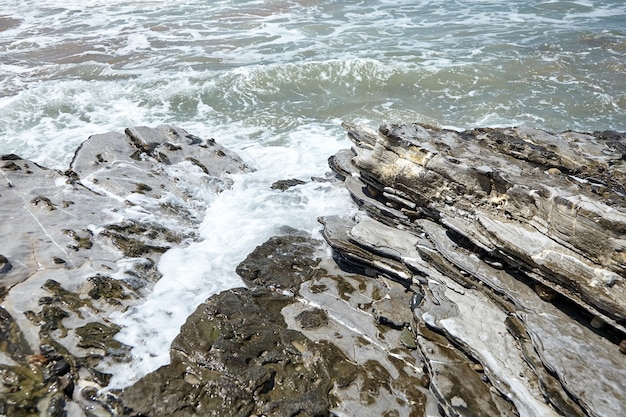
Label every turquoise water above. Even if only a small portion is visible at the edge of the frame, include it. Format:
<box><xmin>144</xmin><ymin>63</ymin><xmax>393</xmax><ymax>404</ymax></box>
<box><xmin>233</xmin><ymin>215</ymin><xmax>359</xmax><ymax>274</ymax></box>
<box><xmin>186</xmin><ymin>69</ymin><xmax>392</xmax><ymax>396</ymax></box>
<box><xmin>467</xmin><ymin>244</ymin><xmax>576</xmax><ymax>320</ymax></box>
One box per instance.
<box><xmin>1</xmin><ymin>0</ymin><xmax>625</xmax><ymax>386</ymax></box>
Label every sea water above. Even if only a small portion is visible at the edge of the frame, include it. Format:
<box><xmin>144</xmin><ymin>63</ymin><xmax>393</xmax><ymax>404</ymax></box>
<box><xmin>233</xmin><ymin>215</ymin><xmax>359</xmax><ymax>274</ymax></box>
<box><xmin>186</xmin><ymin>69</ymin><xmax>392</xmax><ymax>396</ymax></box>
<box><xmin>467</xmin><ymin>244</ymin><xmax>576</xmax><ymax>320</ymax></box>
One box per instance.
<box><xmin>1</xmin><ymin>0</ymin><xmax>625</xmax><ymax>387</ymax></box>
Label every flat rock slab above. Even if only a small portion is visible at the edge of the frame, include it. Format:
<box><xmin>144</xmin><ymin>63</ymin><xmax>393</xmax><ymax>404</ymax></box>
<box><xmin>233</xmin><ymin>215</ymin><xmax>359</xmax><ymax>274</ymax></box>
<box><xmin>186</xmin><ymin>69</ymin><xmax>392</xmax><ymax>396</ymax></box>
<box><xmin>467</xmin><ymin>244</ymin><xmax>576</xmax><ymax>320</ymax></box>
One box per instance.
<box><xmin>0</xmin><ymin>125</ymin><xmax>249</xmax><ymax>416</ymax></box>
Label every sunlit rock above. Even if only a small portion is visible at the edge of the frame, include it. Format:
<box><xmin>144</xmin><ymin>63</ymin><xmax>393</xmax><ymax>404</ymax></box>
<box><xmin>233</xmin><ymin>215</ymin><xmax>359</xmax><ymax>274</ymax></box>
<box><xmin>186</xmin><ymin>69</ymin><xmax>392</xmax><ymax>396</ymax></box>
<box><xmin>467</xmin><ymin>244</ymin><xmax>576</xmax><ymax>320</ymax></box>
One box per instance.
<box><xmin>321</xmin><ymin>122</ymin><xmax>626</xmax><ymax>417</ymax></box>
<box><xmin>0</xmin><ymin>125</ymin><xmax>249</xmax><ymax>415</ymax></box>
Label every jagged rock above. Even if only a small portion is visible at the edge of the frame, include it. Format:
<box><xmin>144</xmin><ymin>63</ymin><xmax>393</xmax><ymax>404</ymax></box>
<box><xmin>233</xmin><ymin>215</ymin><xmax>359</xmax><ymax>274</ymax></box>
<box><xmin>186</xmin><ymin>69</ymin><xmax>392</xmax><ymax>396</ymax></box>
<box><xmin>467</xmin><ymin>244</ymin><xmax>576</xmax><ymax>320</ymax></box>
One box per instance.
<box><xmin>271</xmin><ymin>178</ymin><xmax>307</xmax><ymax>191</ymax></box>
<box><xmin>0</xmin><ymin>125</ymin><xmax>249</xmax><ymax>415</ymax></box>
<box><xmin>121</xmin><ymin>234</ymin><xmax>435</xmax><ymax>416</ymax></box>
<box><xmin>3</xmin><ymin>120</ymin><xmax>625</xmax><ymax>417</ymax></box>
<box><xmin>322</xmin><ymin>122</ymin><xmax>626</xmax><ymax>417</ymax></box>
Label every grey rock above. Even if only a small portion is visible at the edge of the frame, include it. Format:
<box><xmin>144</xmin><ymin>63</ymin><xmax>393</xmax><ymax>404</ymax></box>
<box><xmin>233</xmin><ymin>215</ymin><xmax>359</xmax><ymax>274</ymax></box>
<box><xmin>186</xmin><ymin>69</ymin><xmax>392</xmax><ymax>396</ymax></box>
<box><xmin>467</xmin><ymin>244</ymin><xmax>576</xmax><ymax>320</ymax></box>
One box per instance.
<box><xmin>0</xmin><ymin>125</ymin><xmax>249</xmax><ymax>414</ymax></box>
<box><xmin>321</xmin><ymin>122</ymin><xmax>626</xmax><ymax>417</ymax></box>
<box><xmin>3</xmin><ymin>120</ymin><xmax>625</xmax><ymax>417</ymax></box>
<box><xmin>271</xmin><ymin>178</ymin><xmax>307</xmax><ymax>191</ymax></box>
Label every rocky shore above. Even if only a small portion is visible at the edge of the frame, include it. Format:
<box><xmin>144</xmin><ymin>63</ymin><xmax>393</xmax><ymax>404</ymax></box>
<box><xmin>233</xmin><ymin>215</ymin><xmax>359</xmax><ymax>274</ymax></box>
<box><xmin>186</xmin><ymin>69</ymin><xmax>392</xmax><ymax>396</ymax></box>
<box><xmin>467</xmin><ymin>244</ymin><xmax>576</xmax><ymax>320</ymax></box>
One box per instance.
<box><xmin>0</xmin><ymin>125</ymin><xmax>250</xmax><ymax>416</ymax></box>
<box><xmin>1</xmin><ymin>123</ymin><xmax>625</xmax><ymax>416</ymax></box>
<box><xmin>324</xmin><ymin>123</ymin><xmax>626</xmax><ymax>417</ymax></box>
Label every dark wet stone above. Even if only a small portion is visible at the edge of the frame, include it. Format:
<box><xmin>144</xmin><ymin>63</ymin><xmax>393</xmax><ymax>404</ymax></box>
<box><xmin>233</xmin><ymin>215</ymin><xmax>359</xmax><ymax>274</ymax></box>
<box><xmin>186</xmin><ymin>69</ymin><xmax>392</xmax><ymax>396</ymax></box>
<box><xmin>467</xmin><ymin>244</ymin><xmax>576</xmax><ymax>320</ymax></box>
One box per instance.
<box><xmin>80</xmin><ymin>386</ymin><xmax>98</xmax><ymax>402</ymax></box>
<box><xmin>59</xmin><ymin>374</ymin><xmax>74</xmax><ymax>398</ymax></box>
<box><xmin>236</xmin><ymin>235</ymin><xmax>326</xmax><ymax>293</ymax></box>
<box><xmin>120</xmin><ymin>288</ymin><xmax>353</xmax><ymax>417</ymax></box>
<box><xmin>0</xmin><ymin>255</ymin><xmax>12</xmax><ymax>276</ymax></box>
<box><xmin>39</xmin><ymin>344</ymin><xmax>60</xmax><ymax>360</ymax></box>
<box><xmin>271</xmin><ymin>178</ymin><xmax>307</xmax><ymax>191</ymax></box>
<box><xmin>0</xmin><ymin>306</ymin><xmax>32</xmax><ymax>360</ymax></box>
<box><xmin>88</xmin><ymin>369</ymin><xmax>111</xmax><ymax>387</ymax></box>
<box><xmin>50</xmin><ymin>359</ymin><xmax>70</xmax><ymax>377</ymax></box>
<box><xmin>0</xmin><ymin>363</ymin><xmax>51</xmax><ymax>416</ymax></box>
<box><xmin>46</xmin><ymin>395</ymin><xmax>65</xmax><ymax>417</ymax></box>
<box><xmin>121</xmin><ymin>228</ymin><xmax>430</xmax><ymax>415</ymax></box>
<box><xmin>295</xmin><ymin>308</ymin><xmax>329</xmax><ymax>329</ymax></box>
<box><xmin>87</xmin><ymin>275</ymin><xmax>129</xmax><ymax>303</ymax></box>
<box><xmin>0</xmin><ymin>154</ymin><xmax>22</xmax><ymax>161</ymax></box>
<box><xmin>41</xmin><ymin>280</ymin><xmax>90</xmax><ymax>317</ymax></box>
<box><xmin>101</xmin><ymin>224</ymin><xmax>171</xmax><ymax>257</ymax></box>
<box><xmin>75</xmin><ymin>322</ymin><xmax>125</xmax><ymax>354</ymax></box>
<box><xmin>409</xmin><ymin>292</ymin><xmax>423</xmax><ymax>311</ymax></box>
<box><xmin>31</xmin><ymin>306</ymin><xmax>70</xmax><ymax>336</ymax></box>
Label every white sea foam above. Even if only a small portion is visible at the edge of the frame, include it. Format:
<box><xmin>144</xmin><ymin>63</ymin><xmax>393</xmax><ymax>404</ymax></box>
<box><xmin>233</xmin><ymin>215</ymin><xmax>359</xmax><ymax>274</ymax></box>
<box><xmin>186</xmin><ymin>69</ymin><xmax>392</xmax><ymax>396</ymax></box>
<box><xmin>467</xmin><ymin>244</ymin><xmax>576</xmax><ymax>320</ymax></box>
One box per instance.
<box><xmin>104</xmin><ymin>125</ymin><xmax>356</xmax><ymax>388</ymax></box>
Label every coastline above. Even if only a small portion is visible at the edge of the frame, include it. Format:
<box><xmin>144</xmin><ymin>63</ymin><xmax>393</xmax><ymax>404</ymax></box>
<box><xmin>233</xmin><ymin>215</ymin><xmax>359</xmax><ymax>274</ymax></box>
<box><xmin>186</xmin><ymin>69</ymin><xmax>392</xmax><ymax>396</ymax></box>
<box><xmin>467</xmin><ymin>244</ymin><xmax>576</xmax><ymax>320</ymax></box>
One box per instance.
<box><xmin>1</xmin><ymin>122</ymin><xmax>624</xmax><ymax>416</ymax></box>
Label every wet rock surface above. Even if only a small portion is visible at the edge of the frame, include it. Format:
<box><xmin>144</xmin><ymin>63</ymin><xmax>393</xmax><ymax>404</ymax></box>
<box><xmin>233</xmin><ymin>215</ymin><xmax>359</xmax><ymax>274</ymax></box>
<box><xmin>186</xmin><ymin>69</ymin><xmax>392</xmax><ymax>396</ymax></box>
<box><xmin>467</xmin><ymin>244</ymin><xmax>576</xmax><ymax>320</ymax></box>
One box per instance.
<box><xmin>2</xmin><ymin>121</ymin><xmax>625</xmax><ymax>416</ymax></box>
<box><xmin>121</xmin><ymin>235</ymin><xmax>432</xmax><ymax>417</ymax></box>
<box><xmin>0</xmin><ymin>125</ymin><xmax>248</xmax><ymax>416</ymax></box>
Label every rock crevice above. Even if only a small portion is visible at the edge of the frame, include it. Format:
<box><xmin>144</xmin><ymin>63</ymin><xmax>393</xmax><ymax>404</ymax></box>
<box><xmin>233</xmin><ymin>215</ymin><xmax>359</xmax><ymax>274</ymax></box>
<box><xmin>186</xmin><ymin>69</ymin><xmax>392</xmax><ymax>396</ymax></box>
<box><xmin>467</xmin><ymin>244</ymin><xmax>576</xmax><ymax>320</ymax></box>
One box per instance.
<box><xmin>322</xmin><ymin>122</ymin><xmax>626</xmax><ymax>417</ymax></box>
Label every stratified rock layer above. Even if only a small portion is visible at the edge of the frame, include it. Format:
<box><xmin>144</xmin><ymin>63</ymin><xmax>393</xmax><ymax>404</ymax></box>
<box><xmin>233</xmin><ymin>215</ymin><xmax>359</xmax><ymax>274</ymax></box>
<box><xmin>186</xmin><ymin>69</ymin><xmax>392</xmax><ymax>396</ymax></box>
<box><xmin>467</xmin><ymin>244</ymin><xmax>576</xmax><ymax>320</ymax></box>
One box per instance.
<box><xmin>324</xmin><ymin>123</ymin><xmax>626</xmax><ymax>417</ymax></box>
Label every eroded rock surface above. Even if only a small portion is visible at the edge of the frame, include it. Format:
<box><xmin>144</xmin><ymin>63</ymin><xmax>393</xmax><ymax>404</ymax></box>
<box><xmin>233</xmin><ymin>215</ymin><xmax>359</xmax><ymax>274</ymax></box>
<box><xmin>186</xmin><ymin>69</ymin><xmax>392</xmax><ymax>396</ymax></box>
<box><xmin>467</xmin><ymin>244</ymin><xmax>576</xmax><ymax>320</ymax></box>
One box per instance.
<box><xmin>0</xmin><ymin>125</ymin><xmax>248</xmax><ymax>416</ymax></box>
<box><xmin>323</xmin><ymin>123</ymin><xmax>626</xmax><ymax>417</ymax></box>
<box><xmin>115</xmin><ymin>122</ymin><xmax>625</xmax><ymax>417</ymax></box>
<box><xmin>121</xmin><ymin>234</ymin><xmax>434</xmax><ymax>416</ymax></box>
<box><xmin>3</xmin><ymin>121</ymin><xmax>625</xmax><ymax>417</ymax></box>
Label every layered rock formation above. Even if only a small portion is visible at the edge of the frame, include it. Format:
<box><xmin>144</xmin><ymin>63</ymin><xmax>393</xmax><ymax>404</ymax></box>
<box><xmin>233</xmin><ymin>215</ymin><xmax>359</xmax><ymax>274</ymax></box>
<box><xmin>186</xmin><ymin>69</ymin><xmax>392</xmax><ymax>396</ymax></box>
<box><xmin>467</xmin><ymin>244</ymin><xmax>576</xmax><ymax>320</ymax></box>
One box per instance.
<box><xmin>1</xmin><ymin>122</ymin><xmax>625</xmax><ymax>417</ymax></box>
<box><xmin>324</xmin><ymin>123</ymin><xmax>626</xmax><ymax>417</ymax></box>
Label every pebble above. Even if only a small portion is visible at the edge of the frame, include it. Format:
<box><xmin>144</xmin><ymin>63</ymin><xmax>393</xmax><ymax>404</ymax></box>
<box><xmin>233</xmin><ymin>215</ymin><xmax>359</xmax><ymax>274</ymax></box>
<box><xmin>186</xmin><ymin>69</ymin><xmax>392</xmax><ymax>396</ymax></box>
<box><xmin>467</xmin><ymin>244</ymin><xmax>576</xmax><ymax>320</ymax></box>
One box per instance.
<box><xmin>590</xmin><ymin>316</ymin><xmax>605</xmax><ymax>329</ymax></box>
<box><xmin>400</xmin><ymin>328</ymin><xmax>418</xmax><ymax>349</ymax></box>
<box><xmin>51</xmin><ymin>359</ymin><xmax>70</xmax><ymax>376</ymax></box>
<box><xmin>534</xmin><ymin>284</ymin><xmax>556</xmax><ymax>302</ymax></box>
<box><xmin>409</xmin><ymin>293</ymin><xmax>423</xmax><ymax>311</ymax></box>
